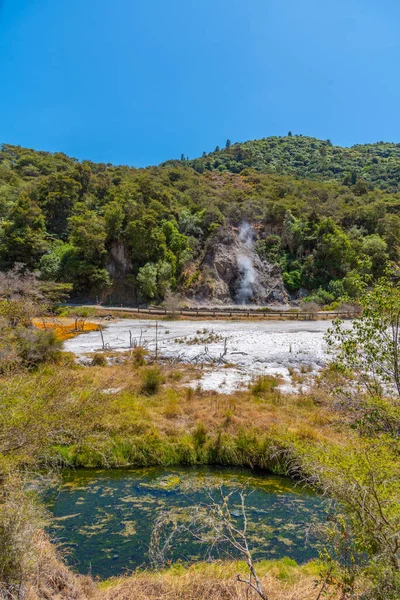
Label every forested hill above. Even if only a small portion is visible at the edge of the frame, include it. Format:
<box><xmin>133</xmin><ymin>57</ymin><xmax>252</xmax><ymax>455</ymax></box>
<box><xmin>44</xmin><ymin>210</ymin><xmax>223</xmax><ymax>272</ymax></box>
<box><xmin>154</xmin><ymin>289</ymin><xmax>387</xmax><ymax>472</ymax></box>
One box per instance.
<box><xmin>1</xmin><ymin>138</ymin><xmax>400</xmax><ymax>305</ymax></box>
<box><xmin>180</xmin><ymin>135</ymin><xmax>400</xmax><ymax>192</ymax></box>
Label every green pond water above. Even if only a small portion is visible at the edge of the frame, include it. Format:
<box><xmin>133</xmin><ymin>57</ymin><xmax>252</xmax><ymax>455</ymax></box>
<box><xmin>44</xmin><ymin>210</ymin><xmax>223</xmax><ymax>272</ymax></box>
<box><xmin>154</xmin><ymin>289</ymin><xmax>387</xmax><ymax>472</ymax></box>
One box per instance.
<box><xmin>46</xmin><ymin>466</ymin><xmax>328</xmax><ymax>579</ymax></box>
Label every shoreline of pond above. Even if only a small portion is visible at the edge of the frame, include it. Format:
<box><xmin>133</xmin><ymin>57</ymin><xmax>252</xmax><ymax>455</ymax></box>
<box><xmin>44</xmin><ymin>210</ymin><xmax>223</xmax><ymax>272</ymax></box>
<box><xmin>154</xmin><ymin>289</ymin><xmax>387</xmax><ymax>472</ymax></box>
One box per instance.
<box><xmin>46</xmin><ymin>465</ymin><xmax>328</xmax><ymax>579</ymax></box>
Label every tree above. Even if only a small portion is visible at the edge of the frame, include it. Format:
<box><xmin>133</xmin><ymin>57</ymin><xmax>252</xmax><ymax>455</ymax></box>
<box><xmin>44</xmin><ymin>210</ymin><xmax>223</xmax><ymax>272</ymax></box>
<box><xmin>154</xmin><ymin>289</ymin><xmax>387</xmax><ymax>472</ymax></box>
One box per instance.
<box><xmin>225</xmin><ymin>139</ymin><xmax>231</xmax><ymax>149</ymax></box>
<box><xmin>125</xmin><ymin>215</ymin><xmax>167</xmax><ymax>268</ymax></box>
<box><xmin>150</xmin><ymin>486</ymin><xmax>269</xmax><ymax>600</ymax></box>
<box><xmin>68</xmin><ymin>209</ymin><xmax>107</xmax><ymax>265</ymax></box>
<box><xmin>326</xmin><ymin>277</ymin><xmax>400</xmax><ymax>400</ymax></box>
<box><xmin>137</xmin><ymin>262</ymin><xmax>158</xmax><ymax>300</ymax></box>
<box><xmin>104</xmin><ymin>201</ymin><xmax>124</xmax><ymax>241</ymax></box>
<box><xmin>36</xmin><ymin>174</ymin><xmax>81</xmax><ymax>237</ymax></box>
<box><xmin>157</xmin><ymin>260</ymin><xmax>172</xmax><ymax>297</ymax></box>
<box><xmin>361</xmin><ymin>234</ymin><xmax>389</xmax><ymax>278</ymax></box>
<box><xmin>301</xmin><ymin>441</ymin><xmax>400</xmax><ymax>600</ymax></box>
<box><xmin>39</xmin><ymin>242</ymin><xmax>73</xmax><ymax>281</ymax></box>
<box><xmin>0</xmin><ymin>194</ymin><xmax>48</xmax><ymax>269</ymax></box>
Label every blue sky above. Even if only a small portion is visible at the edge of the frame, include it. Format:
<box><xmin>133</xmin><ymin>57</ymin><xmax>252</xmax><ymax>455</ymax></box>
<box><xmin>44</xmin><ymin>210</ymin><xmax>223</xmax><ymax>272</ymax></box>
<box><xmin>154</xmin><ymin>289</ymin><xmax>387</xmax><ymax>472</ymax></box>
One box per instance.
<box><xmin>1</xmin><ymin>0</ymin><xmax>400</xmax><ymax>166</ymax></box>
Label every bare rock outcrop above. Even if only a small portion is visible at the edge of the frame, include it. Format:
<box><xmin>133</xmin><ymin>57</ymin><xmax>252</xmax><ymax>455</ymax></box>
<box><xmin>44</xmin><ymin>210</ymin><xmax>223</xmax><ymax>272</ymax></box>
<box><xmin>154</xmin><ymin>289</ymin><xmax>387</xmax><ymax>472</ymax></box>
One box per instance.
<box><xmin>192</xmin><ymin>225</ymin><xmax>289</xmax><ymax>305</ymax></box>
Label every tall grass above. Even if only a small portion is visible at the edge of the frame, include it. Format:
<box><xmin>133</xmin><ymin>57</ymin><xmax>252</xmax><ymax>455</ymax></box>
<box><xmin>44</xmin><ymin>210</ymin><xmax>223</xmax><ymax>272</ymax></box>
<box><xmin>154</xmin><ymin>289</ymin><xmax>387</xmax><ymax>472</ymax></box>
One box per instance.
<box><xmin>98</xmin><ymin>559</ymin><xmax>331</xmax><ymax>600</ymax></box>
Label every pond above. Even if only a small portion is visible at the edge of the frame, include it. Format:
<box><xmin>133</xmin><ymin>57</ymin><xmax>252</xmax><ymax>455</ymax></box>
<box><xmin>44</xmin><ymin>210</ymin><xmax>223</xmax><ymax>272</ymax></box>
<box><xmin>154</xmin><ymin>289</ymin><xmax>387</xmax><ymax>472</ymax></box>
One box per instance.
<box><xmin>46</xmin><ymin>466</ymin><xmax>328</xmax><ymax>578</ymax></box>
<box><xmin>64</xmin><ymin>318</ymin><xmax>334</xmax><ymax>393</ymax></box>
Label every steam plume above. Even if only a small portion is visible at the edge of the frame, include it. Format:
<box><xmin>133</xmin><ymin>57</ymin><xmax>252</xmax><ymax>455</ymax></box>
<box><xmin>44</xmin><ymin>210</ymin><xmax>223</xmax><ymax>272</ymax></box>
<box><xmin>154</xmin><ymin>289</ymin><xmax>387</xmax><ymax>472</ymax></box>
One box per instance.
<box><xmin>236</xmin><ymin>222</ymin><xmax>257</xmax><ymax>304</ymax></box>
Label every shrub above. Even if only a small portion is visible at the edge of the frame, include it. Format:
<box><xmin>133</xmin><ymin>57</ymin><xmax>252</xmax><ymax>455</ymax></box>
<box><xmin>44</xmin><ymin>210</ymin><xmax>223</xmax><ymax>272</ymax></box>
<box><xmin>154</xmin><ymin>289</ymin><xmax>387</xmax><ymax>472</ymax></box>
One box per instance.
<box><xmin>283</xmin><ymin>270</ymin><xmax>301</xmax><ymax>292</ymax></box>
<box><xmin>141</xmin><ymin>367</ymin><xmax>164</xmax><ymax>395</ymax></box>
<box><xmin>251</xmin><ymin>375</ymin><xmax>279</xmax><ymax>396</ymax></box>
<box><xmin>91</xmin><ymin>353</ymin><xmax>107</xmax><ymax>366</ymax></box>
<box><xmin>192</xmin><ymin>423</ymin><xmax>208</xmax><ymax>448</ymax></box>
<box><xmin>14</xmin><ymin>328</ymin><xmax>62</xmax><ymax>368</ymax></box>
<box><xmin>302</xmin><ymin>288</ymin><xmax>335</xmax><ymax>306</ymax></box>
<box><xmin>132</xmin><ymin>346</ymin><xmax>147</xmax><ymax>367</ymax></box>
<box><xmin>299</xmin><ymin>301</ymin><xmax>320</xmax><ymax>313</ymax></box>
<box><xmin>164</xmin><ymin>395</ymin><xmax>180</xmax><ymax>419</ymax></box>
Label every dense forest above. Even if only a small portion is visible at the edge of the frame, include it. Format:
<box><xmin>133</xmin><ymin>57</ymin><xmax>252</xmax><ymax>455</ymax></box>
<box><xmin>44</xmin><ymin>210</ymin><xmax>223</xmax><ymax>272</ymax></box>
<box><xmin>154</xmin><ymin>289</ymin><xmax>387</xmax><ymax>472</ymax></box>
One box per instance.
<box><xmin>183</xmin><ymin>135</ymin><xmax>400</xmax><ymax>191</ymax></box>
<box><xmin>1</xmin><ymin>135</ymin><xmax>400</xmax><ymax>304</ymax></box>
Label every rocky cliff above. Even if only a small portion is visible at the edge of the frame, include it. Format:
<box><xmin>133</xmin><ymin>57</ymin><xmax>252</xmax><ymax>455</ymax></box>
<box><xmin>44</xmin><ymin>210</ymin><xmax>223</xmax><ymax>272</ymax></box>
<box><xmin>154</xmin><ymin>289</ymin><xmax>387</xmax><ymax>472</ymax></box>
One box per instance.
<box><xmin>191</xmin><ymin>224</ymin><xmax>289</xmax><ymax>305</ymax></box>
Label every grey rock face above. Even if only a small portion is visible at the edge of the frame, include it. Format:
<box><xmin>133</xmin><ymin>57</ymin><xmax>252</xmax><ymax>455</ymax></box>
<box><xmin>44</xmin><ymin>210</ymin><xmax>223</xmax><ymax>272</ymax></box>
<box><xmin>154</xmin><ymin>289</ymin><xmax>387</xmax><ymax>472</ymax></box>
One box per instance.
<box><xmin>106</xmin><ymin>241</ymin><xmax>132</xmax><ymax>277</ymax></box>
<box><xmin>193</xmin><ymin>225</ymin><xmax>289</xmax><ymax>305</ymax></box>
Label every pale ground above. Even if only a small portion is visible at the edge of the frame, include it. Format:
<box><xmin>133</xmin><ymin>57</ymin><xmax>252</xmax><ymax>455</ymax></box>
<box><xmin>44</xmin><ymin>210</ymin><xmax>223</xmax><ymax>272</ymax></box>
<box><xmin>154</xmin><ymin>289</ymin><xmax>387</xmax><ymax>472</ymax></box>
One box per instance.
<box><xmin>64</xmin><ymin>319</ymin><xmax>335</xmax><ymax>393</ymax></box>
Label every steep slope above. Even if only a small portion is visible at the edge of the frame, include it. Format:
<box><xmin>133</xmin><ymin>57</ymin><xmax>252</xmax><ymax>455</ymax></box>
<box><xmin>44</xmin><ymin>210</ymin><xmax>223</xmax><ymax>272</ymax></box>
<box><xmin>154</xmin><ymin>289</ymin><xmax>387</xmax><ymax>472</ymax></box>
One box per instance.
<box><xmin>191</xmin><ymin>224</ymin><xmax>288</xmax><ymax>305</ymax></box>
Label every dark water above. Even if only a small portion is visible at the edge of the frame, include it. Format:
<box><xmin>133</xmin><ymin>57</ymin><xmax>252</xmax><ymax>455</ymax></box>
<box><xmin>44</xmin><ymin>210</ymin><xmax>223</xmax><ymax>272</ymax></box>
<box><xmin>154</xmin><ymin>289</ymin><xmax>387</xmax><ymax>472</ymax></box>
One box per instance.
<box><xmin>46</xmin><ymin>466</ymin><xmax>327</xmax><ymax>578</ymax></box>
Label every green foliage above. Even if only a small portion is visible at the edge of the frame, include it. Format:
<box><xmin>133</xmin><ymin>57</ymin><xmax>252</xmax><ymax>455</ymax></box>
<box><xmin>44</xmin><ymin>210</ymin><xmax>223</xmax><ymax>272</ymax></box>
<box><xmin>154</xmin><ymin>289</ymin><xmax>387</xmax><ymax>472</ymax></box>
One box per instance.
<box><xmin>282</xmin><ymin>270</ymin><xmax>301</xmax><ymax>293</ymax></box>
<box><xmin>140</xmin><ymin>367</ymin><xmax>164</xmax><ymax>395</ymax></box>
<box><xmin>251</xmin><ymin>375</ymin><xmax>279</xmax><ymax>396</ymax></box>
<box><xmin>0</xmin><ymin>138</ymin><xmax>399</xmax><ymax>301</ymax></box>
<box><xmin>327</xmin><ymin>276</ymin><xmax>400</xmax><ymax>399</ymax></box>
<box><xmin>137</xmin><ymin>263</ymin><xmax>158</xmax><ymax>300</ymax></box>
<box><xmin>301</xmin><ymin>441</ymin><xmax>400</xmax><ymax>600</ymax></box>
<box><xmin>186</xmin><ymin>135</ymin><xmax>400</xmax><ymax>191</ymax></box>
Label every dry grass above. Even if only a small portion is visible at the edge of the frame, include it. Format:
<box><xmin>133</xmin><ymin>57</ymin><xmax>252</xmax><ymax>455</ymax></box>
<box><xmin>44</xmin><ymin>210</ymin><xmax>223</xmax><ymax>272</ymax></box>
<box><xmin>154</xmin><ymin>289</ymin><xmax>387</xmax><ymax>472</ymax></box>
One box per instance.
<box><xmin>97</xmin><ymin>562</ymin><xmax>338</xmax><ymax>600</ymax></box>
<box><xmin>77</xmin><ymin>360</ymin><xmax>346</xmax><ymax>447</ymax></box>
<box><xmin>0</xmin><ymin>353</ymin><xmax>352</xmax><ymax>473</ymax></box>
<box><xmin>23</xmin><ymin>543</ymin><xmax>340</xmax><ymax>600</ymax></box>
<box><xmin>24</xmin><ymin>532</ymin><xmax>95</xmax><ymax>600</ymax></box>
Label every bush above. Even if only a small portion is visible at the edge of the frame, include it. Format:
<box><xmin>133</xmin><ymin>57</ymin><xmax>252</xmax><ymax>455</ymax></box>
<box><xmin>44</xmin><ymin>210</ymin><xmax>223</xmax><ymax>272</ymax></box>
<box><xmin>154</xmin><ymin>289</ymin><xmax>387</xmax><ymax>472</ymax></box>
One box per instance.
<box><xmin>14</xmin><ymin>328</ymin><xmax>62</xmax><ymax>368</ymax></box>
<box><xmin>140</xmin><ymin>367</ymin><xmax>164</xmax><ymax>395</ymax></box>
<box><xmin>251</xmin><ymin>375</ymin><xmax>279</xmax><ymax>396</ymax></box>
<box><xmin>91</xmin><ymin>353</ymin><xmax>107</xmax><ymax>366</ymax></box>
<box><xmin>283</xmin><ymin>270</ymin><xmax>301</xmax><ymax>292</ymax></box>
<box><xmin>302</xmin><ymin>287</ymin><xmax>335</xmax><ymax>306</ymax></box>
<box><xmin>132</xmin><ymin>346</ymin><xmax>147</xmax><ymax>367</ymax></box>
<box><xmin>192</xmin><ymin>423</ymin><xmax>208</xmax><ymax>448</ymax></box>
<box><xmin>299</xmin><ymin>301</ymin><xmax>320</xmax><ymax>313</ymax></box>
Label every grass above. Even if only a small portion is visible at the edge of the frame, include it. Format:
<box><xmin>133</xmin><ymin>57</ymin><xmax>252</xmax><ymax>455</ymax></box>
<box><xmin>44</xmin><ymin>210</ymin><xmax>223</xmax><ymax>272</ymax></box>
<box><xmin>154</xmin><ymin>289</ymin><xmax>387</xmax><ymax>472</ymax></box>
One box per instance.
<box><xmin>0</xmin><ymin>356</ymin><xmax>351</xmax><ymax>472</ymax></box>
<box><xmin>251</xmin><ymin>374</ymin><xmax>281</xmax><ymax>396</ymax></box>
<box><xmin>23</xmin><ymin>532</ymin><xmax>339</xmax><ymax>600</ymax></box>
<box><xmin>97</xmin><ymin>560</ymin><xmax>336</xmax><ymax>600</ymax></box>
<box><xmin>0</xmin><ymin>353</ymin><xmax>359</xmax><ymax>600</ymax></box>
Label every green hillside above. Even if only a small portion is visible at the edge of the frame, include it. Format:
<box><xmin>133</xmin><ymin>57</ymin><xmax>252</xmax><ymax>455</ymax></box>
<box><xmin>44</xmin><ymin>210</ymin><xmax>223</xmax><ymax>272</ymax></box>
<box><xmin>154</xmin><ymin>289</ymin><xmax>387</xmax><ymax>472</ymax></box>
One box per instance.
<box><xmin>183</xmin><ymin>135</ymin><xmax>400</xmax><ymax>191</ymax></box>
<box><xmin>1</xmin><ymin>137</ymin><xmax>400</xmax><ymax>304</ymax></box>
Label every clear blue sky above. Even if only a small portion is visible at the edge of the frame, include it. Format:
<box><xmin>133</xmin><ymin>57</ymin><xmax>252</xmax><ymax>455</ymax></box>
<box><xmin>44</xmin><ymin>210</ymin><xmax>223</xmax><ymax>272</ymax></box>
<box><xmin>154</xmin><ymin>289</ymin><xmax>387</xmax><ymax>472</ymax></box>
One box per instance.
<box><xmin>1</xmin><ymin>0</ymin><xmax>400</xmax><ymax>167</ymax></box>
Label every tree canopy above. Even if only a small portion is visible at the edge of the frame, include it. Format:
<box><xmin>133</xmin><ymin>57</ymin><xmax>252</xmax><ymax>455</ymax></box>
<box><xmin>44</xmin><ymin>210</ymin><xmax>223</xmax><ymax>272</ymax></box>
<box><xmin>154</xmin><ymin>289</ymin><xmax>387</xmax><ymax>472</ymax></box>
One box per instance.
<box><xmin>1</xmin><ymin>136</ymin><xmax>400</xmax><ymax>302</ymax></box>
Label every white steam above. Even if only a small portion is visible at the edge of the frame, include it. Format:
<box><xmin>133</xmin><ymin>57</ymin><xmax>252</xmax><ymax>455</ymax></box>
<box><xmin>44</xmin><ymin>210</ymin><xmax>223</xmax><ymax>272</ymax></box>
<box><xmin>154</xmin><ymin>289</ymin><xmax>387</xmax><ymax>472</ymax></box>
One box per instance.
<box><xmin>236</xmin><ymin>222</ymin><xmax>257</xmax><ymax>304</ymax></box>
